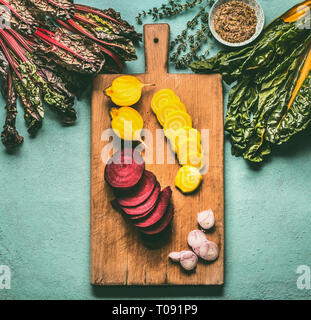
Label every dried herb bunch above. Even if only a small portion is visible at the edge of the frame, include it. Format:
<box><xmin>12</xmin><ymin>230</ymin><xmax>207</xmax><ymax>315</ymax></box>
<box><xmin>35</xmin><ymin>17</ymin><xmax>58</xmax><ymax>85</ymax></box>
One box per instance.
<box><xmin>136</xmin><ymin>0</ymin><xmax>215</xmax><ymax>69</ymax></box>
<box><xmin>0</xmin><ymin>0</ymin><xmax>141</xmax><ymax>150</ymax></box>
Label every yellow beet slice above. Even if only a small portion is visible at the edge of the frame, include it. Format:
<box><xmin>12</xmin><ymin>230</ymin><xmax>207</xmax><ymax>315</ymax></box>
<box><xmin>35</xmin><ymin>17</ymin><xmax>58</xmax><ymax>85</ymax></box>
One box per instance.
<box><xmin>151</xmin><ymin>89</ymin><xmax>180</xmax><ymax>114</ymax></box>
<box><xmin>105</xmin><ymin>76</ymin><xmax>154</xmax><ymax>107</ymax></box>
<box><xmin>156</xmin><ymin>100</ymin><xmax>187</xmax><ymax>126</ymax></box>
<box><xmin>164</xmin><ymin>128</ymin><xmax>178</xmax><ymax>153</ymax></box>
<box><xmin>174</xmin><ymin>127</ymin><xmax>201</xmax><ymax>147</ymax></box>
<box><xmin>178</xmin><ymin>151</ymin><xmax>205</xmax><ymax>170</ymax></box>
<box><xmin>176</xmin><ymin>137</ymin><xmax>202</xmax><ymax>159</ymax></box>
<box><xmin>110</xmin><ymin>107</ymin><xmax>143</xmax><ymax>141</ymax></box>
<box><xmin>163</xmin><ymin>111</ymin><xmax>192</xmax><ymax>133</ymax></box>
<box><xmin>166</xmin><ymin>127</ymin><xmax>200</xmax><ymax>154</ymax></box>
<box><xmin>175</xmin><ymin>166</ymin><xmax>202</xmax><ymax>194</ymax></box>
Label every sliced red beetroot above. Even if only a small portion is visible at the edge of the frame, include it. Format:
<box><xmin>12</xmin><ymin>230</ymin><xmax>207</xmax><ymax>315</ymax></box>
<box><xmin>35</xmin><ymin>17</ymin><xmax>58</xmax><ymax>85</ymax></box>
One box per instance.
<box><xmin>104</xmin><ymin>148</ymin><xmax>145</xmax><ymax>189</ymax></box>
<box><xmin>134</xmin><ymin>187</ymin><xmax>172</xmax><ymax>228</ymax></box>
<box><xmin>122</xmin><ymin>182</ymin><xmax>161</xmax><ymax>217</ymax></box>
<box><xmin>111</xmin><ymin>182</ymin><xmax>161</xmax><ymax>217</ymax></box>
<box><xmin>115</xmin><ymin>171</ymin><xmax>157</xmax><ymax>207</ymax></box>
<box><xmin>140</xmin><ymin>204</ymin><xmax>174</xmax><ymax>235</ymax></box>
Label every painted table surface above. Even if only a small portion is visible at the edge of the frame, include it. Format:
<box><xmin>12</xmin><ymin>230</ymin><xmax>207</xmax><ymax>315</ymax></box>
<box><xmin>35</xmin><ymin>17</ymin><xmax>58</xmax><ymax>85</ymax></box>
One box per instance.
<box><xmin>0</xmin><ymin>0</ymin><xmax>311</xmax><ymax>299</ymax></box>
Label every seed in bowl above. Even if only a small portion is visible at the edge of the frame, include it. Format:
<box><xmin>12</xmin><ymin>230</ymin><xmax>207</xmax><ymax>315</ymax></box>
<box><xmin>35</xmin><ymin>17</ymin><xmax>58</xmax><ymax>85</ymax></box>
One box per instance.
<box><xmin>214</xmin><ymin>1</ymin><xmax>257</xmax><ymax>43</ymax></box>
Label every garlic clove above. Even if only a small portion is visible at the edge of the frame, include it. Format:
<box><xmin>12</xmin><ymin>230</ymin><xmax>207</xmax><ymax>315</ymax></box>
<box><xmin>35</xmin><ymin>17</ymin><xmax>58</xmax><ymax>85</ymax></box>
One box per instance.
<box><xmin>197</xmin><ymin>209</ymin><xmax>215</xmax><ymax>230</ymax></box>
<box><xmin>168</xmin><ymin>251</ymin><xmax>181</xmax><ymax>262</ymax></box>
<box><xmin>187</xmin><ymin>229</ymin><xmax>207</xmax><ymax>250</ymax></box>
<box><xmin>198</xmin><ymin>240</ymin><xmax>219</xmax><ymax>262</ymax></box>
<box><xmin>180</xmin><ymin>251</ymin><xmax>198</xmax><ymax>271</ymax></box>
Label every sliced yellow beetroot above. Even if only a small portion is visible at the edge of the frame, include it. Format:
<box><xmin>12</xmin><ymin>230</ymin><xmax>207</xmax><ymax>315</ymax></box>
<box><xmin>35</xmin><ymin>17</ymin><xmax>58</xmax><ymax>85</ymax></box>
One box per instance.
<box><xmin>140</xmin><ymin>203</ymin><xmax>174</xmax><ymax>235</ymax></box>
<box><xmin>122</xmin><ymin>182</ymin><xmax>161</xmax><ymax>217</ymax></box>
<box><xmin>104</xmin><ymin>148</ymin><xmax>145</xmax><ymax>189</ymax></box>
<box><xmin>115</xmin><ymin>171</ymin><xmax>157</xmax><ymax>207</ymax></box>
<box><xmin>134</xmin><ymin>187</ymin><xmax>172</xmax><ymax>228</ymax></box>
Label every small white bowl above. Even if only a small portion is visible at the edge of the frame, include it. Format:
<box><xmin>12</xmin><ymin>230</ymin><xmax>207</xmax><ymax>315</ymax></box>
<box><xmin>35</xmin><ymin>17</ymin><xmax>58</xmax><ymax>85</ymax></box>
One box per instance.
<box><xmin>209</xmin><ymin>0</ymin><xmax>265</xmax><ymax>47</ymax></box>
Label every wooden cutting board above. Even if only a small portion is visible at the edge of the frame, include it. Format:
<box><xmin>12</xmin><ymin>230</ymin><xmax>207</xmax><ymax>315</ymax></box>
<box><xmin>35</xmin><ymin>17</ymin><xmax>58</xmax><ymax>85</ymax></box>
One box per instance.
<box><xmin>91</xmin><ymin>24</ymin><xmax>224</xmax><ymax>285</ymax></box>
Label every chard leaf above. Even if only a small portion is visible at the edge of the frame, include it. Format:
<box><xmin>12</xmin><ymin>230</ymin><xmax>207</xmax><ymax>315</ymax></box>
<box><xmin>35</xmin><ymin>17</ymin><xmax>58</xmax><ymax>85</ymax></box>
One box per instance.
<box><xmin>13</xmin><ymin>73</ymin><xmax>43</xmax><ymax>135</ymax></box>
<box><xmin>35</xmin><ymin>27</ymin><xmax>105</xmax><ymax>74</ymax></box>
<box><xmin>26</xmin><ymin>0</ymin><xmax>75</xmax><ymax>21</ymax></box>
<box><xmin>20</xmin><ymin>61</ymin><xmax>77</xmax><ymax>125</ymax></box>
<box><xmin>0</xmin><ymin>50</ymin><xmax>23</xmax><ymax>148</ymax></box>
<box><xmin>75</xmin><ymin>5</ymin><xmax>142</xmax><ymax>43</ymax></box>
<box><xmin>31</xmin><ymin>56</ymin><xmax>91</xmax><ymax>98</ymax></box>
<box><xmin>273</xmin><ymin>73</ymin><xmax>311</xmax><ymax>144</ymax></box>
<box><xmin>0</xmin><ymin>0</ymin><xmax>38</xmax><ymax>35</ymax></box>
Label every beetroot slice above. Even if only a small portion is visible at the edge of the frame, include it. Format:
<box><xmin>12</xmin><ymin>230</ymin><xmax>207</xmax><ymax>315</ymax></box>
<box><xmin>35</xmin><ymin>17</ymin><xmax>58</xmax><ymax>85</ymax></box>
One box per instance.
<box><xmin>140</xmin><ymin>204</ymin><xmax>174</xmax><ymax>235</ymax></box>
<box><xmin>104</xmin><ymin>148</ymin><xmax>145</xmax><ymax>189</ymax></box>
<box><xmin>122</xmin><ymin>182</ymin><xmax>161</xmax><ymax>217</ymax></box>
<box><xmin>134</xmin><ymin>187</ymin><xmax>172</xmax><ymax>228</ymax></box>
<box><xmin>111</xmin><ymin>182</ymin><xmax>161</xmax><ymax>217</ymax></box>
<box><xmin>116</xmin><ymin>171</ymin><xmax>157</xmax><ymax>207</ymax></box>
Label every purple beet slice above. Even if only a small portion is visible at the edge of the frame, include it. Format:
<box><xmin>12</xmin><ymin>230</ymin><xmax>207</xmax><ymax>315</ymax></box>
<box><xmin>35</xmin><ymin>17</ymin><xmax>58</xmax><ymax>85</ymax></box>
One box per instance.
<box><xmin>104</xmin><ymin>148</ymin><xmax>145</xmax><ymax>189</ymax></box>
<box><xmin>140</xmin><ymin>203</ymin><xmax>174</xmax><ymax>235</ymax></box>
<box><xmin>134</xmin><ymin>187</ymin><xmax>172</xmax><ymax>228</ymax></box>
<box><xmin>122</xmin><ymin>182</ymin><xmax>161</xmax><ymax>216</ymax></box>
<box><xmin>110</xmin><ymin>182</ymin><xmax>161</xmax><ymax>217</ymax></box>
<box><xmin>116</xmin><ymin>171</ymin><xmax>157</xmax><ymax>207</ymax></box>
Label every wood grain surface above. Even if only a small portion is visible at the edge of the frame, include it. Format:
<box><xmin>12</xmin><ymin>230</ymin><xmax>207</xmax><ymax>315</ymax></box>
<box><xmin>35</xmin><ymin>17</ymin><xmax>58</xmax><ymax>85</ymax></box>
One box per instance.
<box><xmin>91</xmin><ymin>24</ymin><xmax>224</xmax><ymax>285</ymax></box>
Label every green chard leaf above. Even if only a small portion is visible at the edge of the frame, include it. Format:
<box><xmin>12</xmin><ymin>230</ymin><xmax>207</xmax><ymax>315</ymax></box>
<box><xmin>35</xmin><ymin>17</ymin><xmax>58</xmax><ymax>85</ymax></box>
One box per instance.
<box><xmin>13</xmin><ymin>74</ymin><xmax>44</xmax><ymax>136</ymax></box>
<box><xmin>20</xmin><ymin>61</ymin><xmax>77</xmax><ymax>125</ymax></box>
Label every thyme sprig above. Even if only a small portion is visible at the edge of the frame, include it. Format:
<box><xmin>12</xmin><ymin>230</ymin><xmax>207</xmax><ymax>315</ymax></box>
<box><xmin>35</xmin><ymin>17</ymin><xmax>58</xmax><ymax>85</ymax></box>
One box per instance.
<box><xmin>136</xmin><ymin>0</ymin><xmax>215</xmax><ymax>69</ymax></box>
<box><xmin>136</xmin><ymin>0</ymin><xmax>205</xmax><ymax>24</ymax></box>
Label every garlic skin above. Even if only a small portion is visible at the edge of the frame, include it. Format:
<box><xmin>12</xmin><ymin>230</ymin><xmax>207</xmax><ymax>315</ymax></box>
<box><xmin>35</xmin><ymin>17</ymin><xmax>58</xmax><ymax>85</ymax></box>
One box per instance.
<box><xmin>180</xmin><ymin>251</ymin><xmax>198</xmax><ymax>271</ymax></box>
<box><xmin>168</xmin><ymin>251</ymin><xmax>181</xmax><ymax>262</ymax></box>
<box><xmin>197</xmin><ymin>209</ymin><xmax>215</xmax><ymax>230</ymax></box>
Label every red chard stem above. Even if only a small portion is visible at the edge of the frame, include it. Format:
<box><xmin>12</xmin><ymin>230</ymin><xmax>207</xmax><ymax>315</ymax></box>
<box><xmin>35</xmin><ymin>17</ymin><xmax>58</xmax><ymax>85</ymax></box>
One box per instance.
<box><xmin>35</xmin><ymin>29</ymin><xmax>97</xmax><ymax>63</ymax></box>
<box><xmin>73</xmin><ymin>13</ymin><xmax>99</xmax><ymax>27</ymax></box>
<box><xmin>0</xmin><ymin>30</ymin><xmax>27</xmax><ymax>63</ymax></box>
<box><xmin>67</xmin><ymin>19</ymin><xmax>123</xmax><ymax>50</ymax></box>
<box><xmin>74</xmin><ymin>4</ymin><xmax>121</xmax><ymax>25</ymax></box>
<box><xmin>55</xmin><ymin>19</ymin><xmax>76</xmax><ymax>32</ymax></box>
<box><xmin>7</xmin><ymin>29</ymin><xmax>34</xmax><ymax>53</ymax></box>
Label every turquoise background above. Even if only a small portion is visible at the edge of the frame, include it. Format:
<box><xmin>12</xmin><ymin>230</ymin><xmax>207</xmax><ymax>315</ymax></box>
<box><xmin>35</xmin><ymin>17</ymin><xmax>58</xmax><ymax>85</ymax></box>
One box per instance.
<box><xmin>1</xmin><ymin>0</ymin><xmax>311</xmax><ymax>300</ymax></box>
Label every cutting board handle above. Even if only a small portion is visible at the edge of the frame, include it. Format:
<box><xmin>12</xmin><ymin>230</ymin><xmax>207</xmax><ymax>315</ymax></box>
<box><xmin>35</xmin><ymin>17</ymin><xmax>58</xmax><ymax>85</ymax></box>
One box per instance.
<box><xmin>144</xmin><ymin>24</ymin><xmax>170</xmax><ymax>75</ymax></box>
